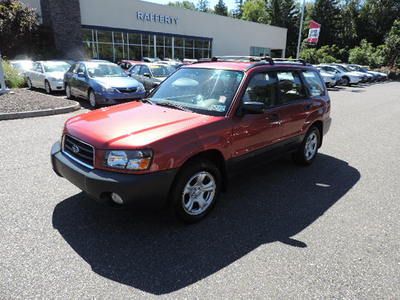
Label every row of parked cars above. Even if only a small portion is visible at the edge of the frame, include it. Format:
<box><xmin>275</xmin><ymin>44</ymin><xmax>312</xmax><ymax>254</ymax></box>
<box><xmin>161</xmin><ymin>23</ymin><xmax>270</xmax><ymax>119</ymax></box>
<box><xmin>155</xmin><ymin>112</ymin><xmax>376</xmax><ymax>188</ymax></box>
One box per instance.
<box><xmin>10</xmin><ymin>58</ymin><xmax>388</xmax><ymax>110</ymax></box>
<box><xmin>316</xmin><ymin>63</ymin><xmax>388</xmax><ymax>87</ymax></box>
<box><xmin>10</xmin><ymin>58</ymin><xmax>186</xmax><ymax>108</ymax></box>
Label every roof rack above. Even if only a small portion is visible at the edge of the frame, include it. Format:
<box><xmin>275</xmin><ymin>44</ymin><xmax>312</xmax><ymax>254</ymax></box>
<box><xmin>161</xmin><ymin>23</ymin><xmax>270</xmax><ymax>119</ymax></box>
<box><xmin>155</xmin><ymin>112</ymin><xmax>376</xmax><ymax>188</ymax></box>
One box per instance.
<box><xmin>273</xmin><ymin>58</ymin><xmax>308</xmax><ymax>66</ymax></box>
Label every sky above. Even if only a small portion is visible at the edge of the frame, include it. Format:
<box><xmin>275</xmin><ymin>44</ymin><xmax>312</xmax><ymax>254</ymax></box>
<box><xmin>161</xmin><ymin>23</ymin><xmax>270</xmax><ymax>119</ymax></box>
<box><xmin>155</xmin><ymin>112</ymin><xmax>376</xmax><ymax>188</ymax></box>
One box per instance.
<box><xmin>144</xmin><ymin>0</ymin><xmax>237</xmax><ymax>11</ymax></box>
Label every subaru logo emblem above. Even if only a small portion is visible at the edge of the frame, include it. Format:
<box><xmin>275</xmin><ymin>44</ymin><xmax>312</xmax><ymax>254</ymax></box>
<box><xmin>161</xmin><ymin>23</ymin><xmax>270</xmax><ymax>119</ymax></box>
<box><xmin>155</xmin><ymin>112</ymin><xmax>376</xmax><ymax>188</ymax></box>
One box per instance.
<box><xmin>71</xmin><ymin>144</ymin><xmax>80</xmax><ymax>154</ymax></box>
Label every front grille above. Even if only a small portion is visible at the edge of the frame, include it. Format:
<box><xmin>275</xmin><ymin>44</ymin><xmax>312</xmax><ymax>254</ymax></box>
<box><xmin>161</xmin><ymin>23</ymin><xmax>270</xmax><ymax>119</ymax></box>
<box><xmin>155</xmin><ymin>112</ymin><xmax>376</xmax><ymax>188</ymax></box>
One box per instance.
<box><xmin>117</xmin><ymin>87</ymin><xmax>138</xmax><ymax>93</ymax></box>
<box><xmin>62</xmin><ymin>135</ymin><xmax>94</xmax><ymax>168</ymax></box>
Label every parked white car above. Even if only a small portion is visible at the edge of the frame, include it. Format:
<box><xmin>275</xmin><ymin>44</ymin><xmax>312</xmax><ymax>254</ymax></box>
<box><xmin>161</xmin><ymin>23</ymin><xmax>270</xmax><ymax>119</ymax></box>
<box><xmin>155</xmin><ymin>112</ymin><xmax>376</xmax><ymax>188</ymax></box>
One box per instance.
<box><xmin>316</xmin><ymin>68</ymin><xmax>338</xmax><ymax>87</ymax></box>
<box><xmin>318</xmin><ymin>64</ymin><xmax>361</xmax><ymax>86</ymax></box>
<box><xmin>25</xmin><ymin>61</ymin><xmax>71</xmax><ymax>94</ymax></box>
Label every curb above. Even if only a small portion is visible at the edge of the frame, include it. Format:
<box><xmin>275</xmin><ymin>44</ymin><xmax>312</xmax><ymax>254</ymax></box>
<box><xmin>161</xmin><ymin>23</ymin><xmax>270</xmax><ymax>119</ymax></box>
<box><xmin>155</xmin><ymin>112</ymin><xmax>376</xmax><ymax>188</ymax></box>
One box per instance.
<box><xmin>0</xmin><ymin>101</ymin><xmax>81</xmax><ymax>121</ymax></box>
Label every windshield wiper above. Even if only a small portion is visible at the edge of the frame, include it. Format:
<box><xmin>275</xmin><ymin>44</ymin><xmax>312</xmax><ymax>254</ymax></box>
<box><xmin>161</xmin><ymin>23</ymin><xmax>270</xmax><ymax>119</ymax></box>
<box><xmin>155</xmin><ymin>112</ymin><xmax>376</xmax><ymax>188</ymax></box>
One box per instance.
<box><xmin>139</xmin><ymin>98</ymin><xmax>155</xmax><ymax>105</ymax></box>
<box><xmin>156</xmin><ymin>101</ymin><xmax>192</xmax><ymax>112</ymax></box>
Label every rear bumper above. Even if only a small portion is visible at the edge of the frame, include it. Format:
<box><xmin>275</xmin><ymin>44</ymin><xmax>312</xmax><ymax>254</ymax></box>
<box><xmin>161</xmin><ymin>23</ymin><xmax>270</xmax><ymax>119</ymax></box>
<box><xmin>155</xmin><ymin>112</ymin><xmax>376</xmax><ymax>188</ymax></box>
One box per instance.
<box><xmin>51</xmin><ymin>142</ymin><xmax>177</xmax><ymax>208</ymax></box>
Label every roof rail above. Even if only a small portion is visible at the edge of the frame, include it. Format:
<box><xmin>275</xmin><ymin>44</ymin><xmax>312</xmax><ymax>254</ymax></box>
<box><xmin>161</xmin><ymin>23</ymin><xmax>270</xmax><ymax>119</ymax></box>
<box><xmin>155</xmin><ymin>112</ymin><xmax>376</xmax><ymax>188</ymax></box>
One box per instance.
<box><xmin>211</xmin><ymin>56</ymin><xmax>274</xmax><ymax>64</ymax></box>
<box><xmin>273</xmin><ymin>58</ymin><xmax>309</xmax><ymax>66</ymax></box>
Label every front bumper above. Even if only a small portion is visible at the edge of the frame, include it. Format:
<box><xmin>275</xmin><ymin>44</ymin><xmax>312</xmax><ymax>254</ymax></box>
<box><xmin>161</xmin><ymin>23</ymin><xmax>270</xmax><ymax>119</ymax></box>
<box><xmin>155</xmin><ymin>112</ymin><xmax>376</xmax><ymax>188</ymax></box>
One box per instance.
<box><xmin>49</xmin><ymin>80</ymin><xmax>65</xmax><ymax>91</ymax></box>
<box><xmin>95</xmin><ymin>91</ymin><xmax>146</xmax><ymax>105</ymax></box>
<box><xmin>51</xmin><ymin>142</ymin><xmax>177</xmax><ymax>208</ymax></box>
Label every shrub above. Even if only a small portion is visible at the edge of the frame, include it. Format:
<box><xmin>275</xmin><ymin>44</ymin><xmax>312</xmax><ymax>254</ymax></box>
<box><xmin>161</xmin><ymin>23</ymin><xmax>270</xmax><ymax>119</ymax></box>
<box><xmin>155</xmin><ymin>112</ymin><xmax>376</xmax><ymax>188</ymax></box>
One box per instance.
<box><xmin>348</xmin><ymin>39</ymin><xmax>385</xmax><ymax>68</ymax></box>
<box><xmin>2</xmin><ymin>60</ymin><xmax>26</xmax><ymax>88</ymax></box>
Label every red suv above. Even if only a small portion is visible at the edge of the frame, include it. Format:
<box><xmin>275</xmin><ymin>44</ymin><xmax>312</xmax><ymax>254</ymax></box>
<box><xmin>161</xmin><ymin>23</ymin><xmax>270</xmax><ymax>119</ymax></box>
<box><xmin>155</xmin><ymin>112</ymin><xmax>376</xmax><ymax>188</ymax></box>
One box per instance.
<box><xmin>51</xmin><ymin>57</ymin><xmax>331</xmax><ymax>223</ymax></box>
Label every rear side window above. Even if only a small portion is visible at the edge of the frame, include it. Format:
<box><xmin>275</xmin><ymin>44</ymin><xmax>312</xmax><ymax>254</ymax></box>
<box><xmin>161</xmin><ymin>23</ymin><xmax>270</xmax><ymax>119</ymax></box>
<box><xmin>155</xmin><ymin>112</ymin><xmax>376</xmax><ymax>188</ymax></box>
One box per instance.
<box><xmin>139</xmin><ymin>65</ymin><xmax>151</xmax><ymax>75</ymax></box>
<box><xmin>303</xmin><ymin>70</ymin><xmax>325</xmax><ymax>96</ymax></box>
<box><xmin>130</xmin><ymin>65</ymin><xmax>141</xmax><ymax>75</ymax></box>
<box><xmin>276</xmin><ymin>71</ymin><xmax>306</xmax><ymax>104</ymax></box>
<box><xmin>242</xmin><ymin>72</ymin><xmax>277</xmax><ymax>108</ymax></box>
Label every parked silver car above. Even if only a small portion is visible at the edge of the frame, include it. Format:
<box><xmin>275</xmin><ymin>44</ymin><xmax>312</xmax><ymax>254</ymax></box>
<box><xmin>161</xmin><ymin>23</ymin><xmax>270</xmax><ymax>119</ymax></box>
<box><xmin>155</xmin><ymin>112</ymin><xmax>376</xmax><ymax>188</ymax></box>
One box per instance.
<box><xmin>25</xmin><ymin>61</ymin><xmax>71</xmax><ymax>94</ymax></box>
<box><xmin>318</xmin><ymin>64</ymin><xmax>361</xmax><ymax>86</ymax></box>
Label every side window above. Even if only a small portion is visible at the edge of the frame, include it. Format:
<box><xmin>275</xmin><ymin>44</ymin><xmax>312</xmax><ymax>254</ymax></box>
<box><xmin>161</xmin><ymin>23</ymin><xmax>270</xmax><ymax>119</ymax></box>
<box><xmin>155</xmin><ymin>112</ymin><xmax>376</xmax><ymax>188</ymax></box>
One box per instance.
<box><xmin>242</xmin><ymin>72</ymin><xmax>277</xmax><ymax>108</ymax></box>
<box><xmin>277</xmin><ymin>71</ymin><xmax>306</xmax><ymax>104</ymax></box>
<box><xmin>77</xmin><ymin>64</ymin><xmax>86</xmax><ymax>74</ymax></box>
<box><xmin>34</xmin><ymin>63</ymin><xmax>42</xmax><ymax>73</ymax></box>
<box><xmin>302</xmin><ymin>70</ymin><xmax>325</xmax><ymax>96</ymax></box>
<box><xmin>139</xmin><ymin>65</ymin><xmax>151</xmax><ymax>76</ymax></box>
<box><xmin>130</xmin><ymin>65</ymin><xmax>141</xmax><ymax>75</ymax></box>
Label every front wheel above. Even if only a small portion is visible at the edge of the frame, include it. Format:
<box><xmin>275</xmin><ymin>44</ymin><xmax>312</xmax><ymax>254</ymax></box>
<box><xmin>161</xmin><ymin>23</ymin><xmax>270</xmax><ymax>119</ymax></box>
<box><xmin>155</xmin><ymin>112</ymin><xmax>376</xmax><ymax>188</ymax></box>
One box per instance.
<box><xmin>65</xmin><ymin>84</ymin><xmax>73</xmax><ymax>99</ymax></box>
<box><xmin>342</xmin><ymin>77</ymin><xmax>350</xmax><ymax>86</ymax></box>
<box><xmin>88</xmin><ymin>90</ymin><xmax>97</xmax><ymax>108</ymax></box>
<box><xmin>45</xmin><ymin>80</ymin><xmax>52</xmax><ymax>94</ymax></box>
<box><xmin>171</xmin><ymin>159</ymin><xmax>221</xmax><ymax>223</ymax></box>
<box><xmin>27</xmin><ymin>78</ymin><xmax>32</xmax><ymax>89</ymax></box>
<box><xmin>293</xmin><ymin>126</ymin><xmax>321</xmax><ymax>165</ymax></box>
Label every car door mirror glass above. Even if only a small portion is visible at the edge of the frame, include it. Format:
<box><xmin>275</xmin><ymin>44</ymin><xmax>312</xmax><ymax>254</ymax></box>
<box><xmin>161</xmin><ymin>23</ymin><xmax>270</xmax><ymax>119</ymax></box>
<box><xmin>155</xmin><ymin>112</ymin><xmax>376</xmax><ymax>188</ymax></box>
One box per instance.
<box><xmin>77</xmin><ymin>72</ymin><xmax>85</xmax><ymax>78</ymax></box>
<box><xmin>143</xmin><ymin>72</ymin><xmax>151</xmax><ymax>78</ymax></box>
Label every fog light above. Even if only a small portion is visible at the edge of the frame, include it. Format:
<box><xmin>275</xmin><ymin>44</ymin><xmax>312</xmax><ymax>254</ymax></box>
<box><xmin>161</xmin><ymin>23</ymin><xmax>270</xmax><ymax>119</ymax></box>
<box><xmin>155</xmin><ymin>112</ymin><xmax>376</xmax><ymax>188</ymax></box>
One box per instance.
<box><xmin>111</xmin><ymin>193</ymin><xmax>124</xmax><ymax>205</ymax></box>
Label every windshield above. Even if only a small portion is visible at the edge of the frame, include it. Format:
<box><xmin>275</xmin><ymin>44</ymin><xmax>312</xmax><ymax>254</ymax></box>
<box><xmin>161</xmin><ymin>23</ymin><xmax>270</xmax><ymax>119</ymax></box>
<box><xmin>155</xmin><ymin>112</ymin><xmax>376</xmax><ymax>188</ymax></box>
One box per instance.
<box><xmin>150</xmin><ymin>65</ymin><xmax>174</xmax><ymax>77</ymax></box>
<box><xmin>43</xmin><ymin>62</ymin><xmax>70</xmax><ymax>73</ymax></box>
<box><xmin>336</xmin><ymin>65</ymin><xmax>350</xmax><ymax>72</ymax></box>
<box><xmin>150</xmin><ymin>68</ymin><xmax>244</xmax><ymax>116</ymax></box>
<box><xmin>87</xmin><ymin>63</ymin><xmax>127</xmax><ymax>78</ymax></box>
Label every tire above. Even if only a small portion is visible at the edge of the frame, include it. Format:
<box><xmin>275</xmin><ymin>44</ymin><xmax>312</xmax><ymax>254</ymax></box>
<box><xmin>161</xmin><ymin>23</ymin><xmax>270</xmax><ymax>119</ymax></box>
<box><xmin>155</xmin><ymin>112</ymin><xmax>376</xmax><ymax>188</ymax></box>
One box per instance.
<box><xmin>27</xmin><ymin>78</ymin><xmax>32</xmax><ymax>89</ymax></box>
<box><xmin>65</xmin><ymin>84</ymin><xmax>73</xmax><ymax>99</ymax></box>
<box><xmin>171</xmin><ymin>159</ymin><xmax>221</xmax><ymax>223</ymax></box>
<box><xmin>45</xmin><ymin>80</ymin><xmax>52</xmax><ymax>94</ymax></box>
<box><xmin>88</xmin><ymin>90</ymin><xmax>97</xmax><ymax>108</ymax></box>
<box><xmin>342</xmin><ymin>77</ymin><xmax>350</xmax><ymax>86</ymax></box>
<box><xmin>293</xmin><ymin>126</ymin><xmax>321</xmax><ymax>166</ymax></box>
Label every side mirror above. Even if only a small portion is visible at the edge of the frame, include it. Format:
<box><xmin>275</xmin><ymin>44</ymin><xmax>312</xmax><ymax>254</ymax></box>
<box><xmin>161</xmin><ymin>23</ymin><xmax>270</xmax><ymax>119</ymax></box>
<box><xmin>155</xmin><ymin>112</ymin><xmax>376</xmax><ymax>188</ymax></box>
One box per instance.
<box><xmin>143</xmin><ymin>72</ymin><xmax>151</xmax><ymax>78</ymax></box>
<box><xmin>77</xmin><ymin>72</ymin><xmax>85</xmax><ymax>78</ymax></box>
<box><xmin>241</xmin><ymin>102</ymin><xmax>265</xmax><ymax>114</ymax></box>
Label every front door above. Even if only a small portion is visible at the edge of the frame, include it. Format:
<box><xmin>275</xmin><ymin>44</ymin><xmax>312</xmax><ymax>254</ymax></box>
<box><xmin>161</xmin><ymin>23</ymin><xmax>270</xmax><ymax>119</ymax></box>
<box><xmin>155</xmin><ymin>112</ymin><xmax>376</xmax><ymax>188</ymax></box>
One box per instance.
<box><xmin>231</xmin><ymin>71</ymin><xmax>283</xmax><ymax>159</ymax></box>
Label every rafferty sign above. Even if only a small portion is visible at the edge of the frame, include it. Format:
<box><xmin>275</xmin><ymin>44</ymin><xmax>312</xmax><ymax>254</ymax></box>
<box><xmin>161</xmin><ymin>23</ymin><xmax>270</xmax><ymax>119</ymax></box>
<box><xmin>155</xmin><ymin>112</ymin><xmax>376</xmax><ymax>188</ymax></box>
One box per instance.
<box><xmin>137</xmin><ymin>11</ymin><xmax>178</xmax><ymax>25</ymax></box>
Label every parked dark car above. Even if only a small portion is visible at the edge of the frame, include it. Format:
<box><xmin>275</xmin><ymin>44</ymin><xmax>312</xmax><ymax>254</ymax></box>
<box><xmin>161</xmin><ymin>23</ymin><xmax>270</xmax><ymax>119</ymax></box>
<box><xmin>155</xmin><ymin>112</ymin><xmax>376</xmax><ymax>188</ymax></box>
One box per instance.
<box><xmin>127</xmin><ymin>63</ymin><xmax>175</xmax><ymax>91</ymax></box>
<box><xmin>52</xmin><ymin>57</ymin><xmax>331</xmax><ymax>223</ymax></box>
<box><xmin>64</xmin><ymin>60</ymin><xmax>145</xmax><ymax>108</ymax></box>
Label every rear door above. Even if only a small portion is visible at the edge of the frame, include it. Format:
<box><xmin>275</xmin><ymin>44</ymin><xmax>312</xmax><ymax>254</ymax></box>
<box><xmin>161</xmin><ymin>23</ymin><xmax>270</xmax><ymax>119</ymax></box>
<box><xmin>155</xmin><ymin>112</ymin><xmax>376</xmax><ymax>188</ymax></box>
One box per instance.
<box><xmin>274</xmin><ymin>70</ymin><xmax>311</xmax><ymax>142</ymax></box>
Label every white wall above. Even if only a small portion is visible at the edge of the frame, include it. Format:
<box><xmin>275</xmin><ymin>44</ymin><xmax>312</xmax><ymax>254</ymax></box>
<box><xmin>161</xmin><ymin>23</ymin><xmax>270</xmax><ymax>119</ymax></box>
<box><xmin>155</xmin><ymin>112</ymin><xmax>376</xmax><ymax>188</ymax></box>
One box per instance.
<box><xmin>79</xmin><ymin>0</ymin><xmax>287</xmax><ymax>56</ymax></box>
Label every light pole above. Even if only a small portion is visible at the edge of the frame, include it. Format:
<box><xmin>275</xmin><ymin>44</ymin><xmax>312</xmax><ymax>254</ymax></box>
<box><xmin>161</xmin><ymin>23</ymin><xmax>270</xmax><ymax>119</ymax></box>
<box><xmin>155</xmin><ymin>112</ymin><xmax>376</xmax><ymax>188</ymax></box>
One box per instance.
<box><xmin>296</xmin><ymin>0</ymin><xmax>306</xmax><ymax>59</ymax></box>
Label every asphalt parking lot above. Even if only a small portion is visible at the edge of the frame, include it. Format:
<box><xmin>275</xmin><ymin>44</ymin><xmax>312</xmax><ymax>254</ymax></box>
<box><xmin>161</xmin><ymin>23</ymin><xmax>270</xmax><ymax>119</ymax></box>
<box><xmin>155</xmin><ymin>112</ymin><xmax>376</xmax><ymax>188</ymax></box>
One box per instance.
<box><xmin>1</xmin><ymin>82</ymin><xmax>400</xmax><ymax>298</ymax></box>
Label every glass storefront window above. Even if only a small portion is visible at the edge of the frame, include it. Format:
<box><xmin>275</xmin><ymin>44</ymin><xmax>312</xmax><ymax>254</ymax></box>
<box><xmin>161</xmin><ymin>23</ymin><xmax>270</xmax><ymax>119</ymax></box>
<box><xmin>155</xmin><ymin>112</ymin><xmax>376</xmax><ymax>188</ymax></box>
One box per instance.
<box><xmin>82</xmin><ymin>29</ymin><xmax>93</xmax><ymax>43</ymax></box>
<box><xmin>97</xmin><ymin>30</ymin><xmax>112</xmax><ymax>43</ymax></box>
<box><xmin>82</xmin><ymin>28</ymin><xmax>212</xmax><ymax>61</ymax></box>
<box><xmin>128</xmin><ymin>45</ymin><xmax>142</xmax><ymax>60</ymax></box>
<box><xmin>113</xmin><ymin>32</ymin><xmax>125</xmax><ymax>44</ymax></box>
<box><xmin>128</xmin><ymin>33</ymin><xmax>141</xmax><ymax>45</ymax></box>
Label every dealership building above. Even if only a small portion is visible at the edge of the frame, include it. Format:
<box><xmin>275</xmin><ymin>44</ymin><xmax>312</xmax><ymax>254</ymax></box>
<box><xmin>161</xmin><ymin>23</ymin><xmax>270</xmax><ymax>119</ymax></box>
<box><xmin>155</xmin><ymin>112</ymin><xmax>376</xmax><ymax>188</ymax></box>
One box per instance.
<box><xmin>22</xmin><ymin>0</ymin><xmax>287</xmax><ymax>61</ymax></box>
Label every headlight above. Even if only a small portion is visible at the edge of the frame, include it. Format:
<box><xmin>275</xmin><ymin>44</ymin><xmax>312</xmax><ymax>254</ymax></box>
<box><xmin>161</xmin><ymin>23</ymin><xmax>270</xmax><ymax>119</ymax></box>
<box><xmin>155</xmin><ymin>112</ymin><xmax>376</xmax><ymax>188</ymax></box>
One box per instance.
<box><xmin>101</xmin><ymin>86</ymin><xmax>115</xmax><ymax>93</ymax></box>
<box><xmin>105</xmin><ymin>150</ymin><xmax>152</xmax><ymax>171</ymax></box>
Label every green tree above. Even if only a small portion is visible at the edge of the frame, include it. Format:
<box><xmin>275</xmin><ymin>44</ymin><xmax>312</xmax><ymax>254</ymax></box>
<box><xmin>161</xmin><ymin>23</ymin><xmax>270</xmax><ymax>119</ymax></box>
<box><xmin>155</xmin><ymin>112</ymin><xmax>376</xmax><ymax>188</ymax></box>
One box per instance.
<box><xmin>197</xmin><ymin>0</ymin><xmax>210</xmax><ymax>12</ymax></box>
<box><xmin>338</xmin><ymin>0</ymin><xmax>360</xmax><ymax>48</ymax></box>
<box><xmin>348</xmin><ymin>39</ymin><xmax>384</xmax><ymax>67</ymax></box>
<box><xmin>168</xmin><ymin>1</ymin><xmax>197</xmax><ymax>10</ymax></box>
<box><xmin>311</xmin><ymin>0</ymin><xmax>341</xmax><ymax>46</ymax></box>
<box><xmin>267</xmin><ymin>0</ymin><xmax>300</xmax><ymax>57</ymax></box>
<box><xmin>233</xmin><ymin>0</ymin><xmax>244</xmax><ymax>18</ymax></box>
<box><xmin>384</xmin><ymin>19</ymin><xmax>400</xmax><ymax>67</ymax></box>
<box><xmin>0</xmin><ymin>0</ymin><xmax>39</xmax><ymax>57</ymax></box>
<box><xmin>242</xmin><ymin>0</ymin><xmax>269</xmax><ymax>23</ymax></box>
<box><xmin>214</xmin><ymin>0</ymin><xmax>228</xmax><ymax>16</ymax></box>
<box><xmin>357</xmin><ymin>0</ymin><xmax>400</xmax><ymax>46</ymax></box>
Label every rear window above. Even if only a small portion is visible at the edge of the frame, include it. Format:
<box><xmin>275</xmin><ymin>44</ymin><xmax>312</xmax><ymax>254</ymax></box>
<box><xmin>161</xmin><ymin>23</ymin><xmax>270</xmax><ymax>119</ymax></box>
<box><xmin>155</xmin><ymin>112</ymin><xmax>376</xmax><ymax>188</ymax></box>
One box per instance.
<box><xmin>302</xmin><ymin>70</ymin><xmax>325</xmax><ymax>96</ymax></box>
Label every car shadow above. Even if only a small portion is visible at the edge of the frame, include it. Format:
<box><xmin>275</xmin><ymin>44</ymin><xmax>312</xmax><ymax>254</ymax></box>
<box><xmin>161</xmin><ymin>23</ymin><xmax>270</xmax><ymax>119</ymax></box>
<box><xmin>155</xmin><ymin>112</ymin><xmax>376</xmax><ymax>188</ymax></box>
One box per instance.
<box><xmin>52</xmin><ymin>153</ymin><xmax>360</xmax><ymax>295</ymax></box>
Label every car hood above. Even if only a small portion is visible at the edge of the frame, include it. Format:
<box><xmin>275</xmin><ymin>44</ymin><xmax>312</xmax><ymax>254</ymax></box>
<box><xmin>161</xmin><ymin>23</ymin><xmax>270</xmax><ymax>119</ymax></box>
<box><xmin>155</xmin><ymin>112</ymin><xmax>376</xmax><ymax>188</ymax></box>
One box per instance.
<box><xmin>65</xmin><ymin>102</ymin><xmax>221</xmax><ymax>149</ymax></box>
<box><xmin>94</xmin><ymin>76</ymin><xmax>140</xmax><ymax>88</ymax></box>
<box><xmin>46</xmin><ymin>71</ymin><xmax>65</xmax><ymax>79</ymax></box>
